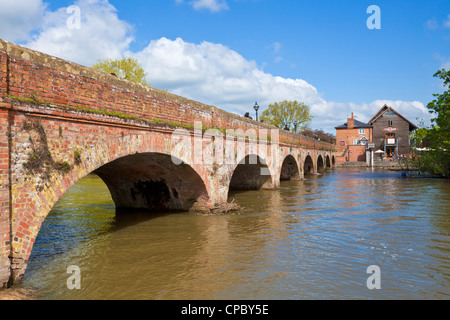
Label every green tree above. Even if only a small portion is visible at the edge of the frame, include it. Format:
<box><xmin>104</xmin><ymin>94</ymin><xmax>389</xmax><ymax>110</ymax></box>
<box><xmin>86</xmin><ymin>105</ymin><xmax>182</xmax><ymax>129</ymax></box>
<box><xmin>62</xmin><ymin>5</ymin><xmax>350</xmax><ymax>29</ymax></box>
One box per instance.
<box><xmin>424</xmin><ymin>69</ymin><xmax>450</xmax><ymax>177</ymax></box>
<box><xmin>92</xmin><ymin>57</ymin><xmax>150</xmax><ymax>86</ymax></box>
<box><xmin>260</xmin><ymin>100</ymin><xmax>312</xmax><ymax>133</ymax></box>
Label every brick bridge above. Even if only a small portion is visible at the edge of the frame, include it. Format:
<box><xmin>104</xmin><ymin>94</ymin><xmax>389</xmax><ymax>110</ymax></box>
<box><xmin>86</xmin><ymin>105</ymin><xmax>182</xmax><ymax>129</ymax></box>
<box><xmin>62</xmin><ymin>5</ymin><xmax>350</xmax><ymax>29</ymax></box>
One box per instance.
<box><xmin>0</xmin><ymin>39</ymin><xmax>337</xmax><ymax>288</ymax></box>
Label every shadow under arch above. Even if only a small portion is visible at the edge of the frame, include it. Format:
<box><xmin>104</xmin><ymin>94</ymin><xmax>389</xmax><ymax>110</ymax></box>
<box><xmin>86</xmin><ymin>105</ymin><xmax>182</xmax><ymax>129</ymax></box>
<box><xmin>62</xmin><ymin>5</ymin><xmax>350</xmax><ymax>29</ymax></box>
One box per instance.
<box><xmin>326</xmin><ymin>155</ymin><xmax>331</xmax><ymax>168</ymax></box>
<box><xmin>229</xmin><ymin>154</ymin><xmax>274</xmax><ymax>192</ymax></box>
<box><xmin>332</xmin><ymin>155</ymin><xmax>336</xmax><ymax>167</ymax></box>
<box><xmin>280</xmin><ymin>154</ymin><xmax>300</xmax><ymax>181</ymax></box>
<box><xmin>317</xmin><ymin>155</ymin><xmax>324</xmax><ymax>173</ymax></box>
<box><xmin>304</xmin><ymin>155</ymin><xmax>315</xmax><ymax>175</ymax></box>
<box><xmin>94</xmin><ymin>152</ymin><xmax>209</xmax><ymax>212</ymax></box>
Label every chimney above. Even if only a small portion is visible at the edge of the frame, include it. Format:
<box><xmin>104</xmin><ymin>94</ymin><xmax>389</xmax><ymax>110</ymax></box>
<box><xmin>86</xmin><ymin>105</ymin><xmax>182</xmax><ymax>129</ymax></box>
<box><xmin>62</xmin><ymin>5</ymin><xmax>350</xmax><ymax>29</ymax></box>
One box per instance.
<box><xmin>347</xmin><ymin>113</ymin><xmax>354</xmax><ymax>129</ymax></box>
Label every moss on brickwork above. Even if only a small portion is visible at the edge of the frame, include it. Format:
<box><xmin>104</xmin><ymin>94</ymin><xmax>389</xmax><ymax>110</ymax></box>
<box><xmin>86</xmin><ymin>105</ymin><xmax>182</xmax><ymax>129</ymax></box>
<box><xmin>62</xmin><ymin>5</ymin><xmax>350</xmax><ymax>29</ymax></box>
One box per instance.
<box><xmin>22</xmin><ymin>120</ymin><xmax>75</xmax><ymax>190</ymax></box>
<box><xmin>73</xmin><ymin>150</ymin><xmax>81</xmax><ymax>165</ymax></box>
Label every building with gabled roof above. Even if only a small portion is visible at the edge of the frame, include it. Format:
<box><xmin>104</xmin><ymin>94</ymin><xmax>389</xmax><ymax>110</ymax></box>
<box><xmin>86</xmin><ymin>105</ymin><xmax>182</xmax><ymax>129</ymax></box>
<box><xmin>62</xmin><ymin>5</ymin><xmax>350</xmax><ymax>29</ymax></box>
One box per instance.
<box><xmin>367</xmin><ymin>104</ymin><xmax>418</xmax><ymax>158</ymax></box>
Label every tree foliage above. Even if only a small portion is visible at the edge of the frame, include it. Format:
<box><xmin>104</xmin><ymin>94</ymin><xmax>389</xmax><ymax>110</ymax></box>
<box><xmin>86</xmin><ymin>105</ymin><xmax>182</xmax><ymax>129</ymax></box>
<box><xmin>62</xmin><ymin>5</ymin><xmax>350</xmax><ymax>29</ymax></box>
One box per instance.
<box><xmin>404</xmin><ymin>69</ymin><xmax>450</xmax><ymax>177</ymax></box>
<box><xmin>259</xmin><ymin>100</ymin><xmax>312</xmax><ymax>133</ymax></box>
<box><xmin>92</xmin><ymin>57</ymin><xmax>150</xmax><ymax>86</ymax></box>
<box><xmin>424</xmin><ymin>69</ymin><xmax>450</xmax><ymax>177</ymax></box>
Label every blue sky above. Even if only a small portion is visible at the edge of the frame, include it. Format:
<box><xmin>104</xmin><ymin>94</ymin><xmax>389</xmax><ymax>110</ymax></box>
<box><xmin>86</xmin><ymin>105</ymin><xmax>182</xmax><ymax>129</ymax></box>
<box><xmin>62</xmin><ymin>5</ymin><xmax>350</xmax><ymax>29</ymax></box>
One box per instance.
<box><xmin>1</xmin><ymin>0</ymin><xmax>449</xmax><ymax>132</ymax></box>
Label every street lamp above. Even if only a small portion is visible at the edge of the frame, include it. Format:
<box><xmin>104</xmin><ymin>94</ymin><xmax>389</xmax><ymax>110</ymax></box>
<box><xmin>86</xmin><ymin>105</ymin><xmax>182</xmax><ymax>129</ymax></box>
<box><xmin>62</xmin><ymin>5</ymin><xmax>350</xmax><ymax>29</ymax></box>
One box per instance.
<box><xmin>293</xmin><ymin>121</ymin><xmax>298</xmax><ymax>133</ymax></box>
<box><xmin>253</xmin><ymin>102</ymin><xmax>259</xmax><ymax>121</ymax></box>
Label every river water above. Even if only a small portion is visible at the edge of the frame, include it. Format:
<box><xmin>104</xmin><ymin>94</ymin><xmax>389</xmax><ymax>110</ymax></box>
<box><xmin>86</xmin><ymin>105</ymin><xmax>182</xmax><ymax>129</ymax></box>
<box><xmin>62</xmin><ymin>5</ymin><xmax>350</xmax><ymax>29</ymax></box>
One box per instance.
<box><xmin>20</xmin><ymin>168</ymin><xmax>450</xmax><ymax>300</ymax></box>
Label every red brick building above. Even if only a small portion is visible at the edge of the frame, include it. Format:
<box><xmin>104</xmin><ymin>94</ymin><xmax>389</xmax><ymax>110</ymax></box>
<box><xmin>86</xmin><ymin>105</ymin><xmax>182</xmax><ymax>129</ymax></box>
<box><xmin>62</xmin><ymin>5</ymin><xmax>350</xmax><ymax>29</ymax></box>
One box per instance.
<box><xmin>335</xmin><ymin>113</ymin><xmax>373</xmax><ymax>163</ymax></box>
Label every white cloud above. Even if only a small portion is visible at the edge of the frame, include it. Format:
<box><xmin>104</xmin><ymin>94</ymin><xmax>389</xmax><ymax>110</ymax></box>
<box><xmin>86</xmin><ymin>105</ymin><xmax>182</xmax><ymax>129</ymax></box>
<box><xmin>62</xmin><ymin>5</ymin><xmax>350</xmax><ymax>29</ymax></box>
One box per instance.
<box><xmin>25</xmin><ymin>0</ymin><xmax>134</xmax><ymax>66</ymax></box>
<box><xmin>176</xmin><ymin>0</ymin><xmax>229</xmax><ymax>13</ymax></box>
<box><xmin>0</xmin><ymin>0</ymin><xmax>47</xmax><ymax>42</ymax></box>
<box><xmin>443</xmin><ymin>60</ymin><xmax>450</xmax><ymax>69</ymax></box>
<box><xmin>444</xmin><ymin>14</ymin><xmax>450</xmax><ymax>28</ymax></box>
<box><xmin>274</xmin><ymin>56</ymin><xmax>283</xmax><ymax>63</ymax></box>
<box><xmin>434</xmin><ymin>53</ymin><xmax>450</xmax><ymax>70</ymax></box>
<box><xmin>192</xmin><ymin>0</ymin><xmax>228</xmax><ymax>12</ymax></box>
<box><xmin>425</xmin><ymin>17</ymin><xmax>439</xmax><ymax>30</ymax></box>
<box><xmin>132</xmin><ymin>38</ymin><xmax>324</xmax><ymax>111</ymax></box>
<box><xmin>270</xmin><ymin>42</ymin><xmax>282</xmax><ymax>54</ymax></box>
<box><xmin>132</xmin><ymin>37</ymin><xmax>430</xmax><ymax>132</ymax></box>
<box><xmin>426</xmin><ymin>14</ymin><xmax>450</xmax><ymax>30</ymax></box>
<box><xmin>266</xmin><ymin>42</ymin><xmax>283</xmax><ymax>63</ymax></box>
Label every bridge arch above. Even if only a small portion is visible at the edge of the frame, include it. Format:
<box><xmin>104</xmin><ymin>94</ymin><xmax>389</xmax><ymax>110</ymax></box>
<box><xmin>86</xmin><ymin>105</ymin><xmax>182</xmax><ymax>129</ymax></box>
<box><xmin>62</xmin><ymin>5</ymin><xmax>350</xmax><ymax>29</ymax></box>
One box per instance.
<box><xmin>94</xmin><ymin>152</ymin><xmax>209</xmax><ymax>212</ymax></box>
<box><xmin>9</xmin><ymin>131</ymin><xmax>211</xmax><ymax>284</ymax></box>
<box><xmin>229</xmin><ymin>154</ymin><xmax>274</xmax><ymax>191</ymax></box>
<box><xmin>326</xmin><ymin>155</ymin><xmax>331</xmax><ymax>168</ymax></box>
<box><xmin>74</xmin><ymin>133</ymin><xmax>211</xmax><ymax>211</ymax></box>
<box><xmin>317</xmin><ymin>155</ymin><xmax>324</xmax><ymax>173</ymax></box>
<box><xmin>280</xmin><ymin>154</ymin><xmax>300</xmax><ymax>181</ymax></box>
<box><xmin>304</xmin><ymin>155</ymin><xmax>315</xmax><ymax>176</ymax></box>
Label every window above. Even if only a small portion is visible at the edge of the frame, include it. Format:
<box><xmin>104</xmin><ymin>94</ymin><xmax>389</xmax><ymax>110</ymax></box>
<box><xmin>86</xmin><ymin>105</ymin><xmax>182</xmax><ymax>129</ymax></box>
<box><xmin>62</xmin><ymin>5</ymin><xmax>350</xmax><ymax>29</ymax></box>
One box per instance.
<box><xmin>386</xmin><ymin>110</ymin><xmax>396</xmax><ymax>115</ymax></box>
<box><xmin>388</xmin><ymin>120</ymin><xmax>393</xmax><ymax>126</ymax></box>
<box><xmin>359</xmin><ymin>128</ymin><xmax>365</xmax><ymax>134</ymax></box>
<box><xmin>353</xmin><ymin>139</ymin><xmax>359</xmax><ymax>145</ymax></box>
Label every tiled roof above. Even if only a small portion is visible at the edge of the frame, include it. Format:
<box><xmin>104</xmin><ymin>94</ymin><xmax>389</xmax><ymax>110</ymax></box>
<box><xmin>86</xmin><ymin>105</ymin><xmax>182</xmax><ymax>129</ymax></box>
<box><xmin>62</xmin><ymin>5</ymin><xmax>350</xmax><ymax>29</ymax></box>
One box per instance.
<box><xmin>335</xmin><ymin>119</ymin><xmax>373</xmax><ymax>129</ymax></box>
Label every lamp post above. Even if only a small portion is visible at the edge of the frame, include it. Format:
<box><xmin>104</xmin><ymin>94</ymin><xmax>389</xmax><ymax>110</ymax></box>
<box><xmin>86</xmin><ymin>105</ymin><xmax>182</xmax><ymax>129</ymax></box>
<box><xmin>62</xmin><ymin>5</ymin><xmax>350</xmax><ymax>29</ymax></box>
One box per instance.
<box><xmin>293</xmin><ymin>121</ymin><xmax>298</xmax><ymax>133</ymax></box>
<box><xmin>253</xmin><ymin>102</ymin><xmax>259</xmax><ymax>121</ymax></box>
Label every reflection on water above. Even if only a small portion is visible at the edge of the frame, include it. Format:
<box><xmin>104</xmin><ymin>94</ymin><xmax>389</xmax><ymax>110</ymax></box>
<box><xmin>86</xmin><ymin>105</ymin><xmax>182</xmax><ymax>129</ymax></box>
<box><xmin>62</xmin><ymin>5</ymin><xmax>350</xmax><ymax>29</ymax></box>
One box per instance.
<box><xmin>22</xmin><ymin>169</ymin><xmax>450</xmax><ymax>299</ymax></box>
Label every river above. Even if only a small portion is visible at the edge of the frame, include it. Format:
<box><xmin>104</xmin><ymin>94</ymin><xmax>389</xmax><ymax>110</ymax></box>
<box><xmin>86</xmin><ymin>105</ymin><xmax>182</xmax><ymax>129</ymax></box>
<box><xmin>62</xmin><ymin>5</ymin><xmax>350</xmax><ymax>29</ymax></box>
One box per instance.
<box><xmin>18</xmin><ymin>168</ymin><xmax>450</xmax><ymax>299</ymax></box>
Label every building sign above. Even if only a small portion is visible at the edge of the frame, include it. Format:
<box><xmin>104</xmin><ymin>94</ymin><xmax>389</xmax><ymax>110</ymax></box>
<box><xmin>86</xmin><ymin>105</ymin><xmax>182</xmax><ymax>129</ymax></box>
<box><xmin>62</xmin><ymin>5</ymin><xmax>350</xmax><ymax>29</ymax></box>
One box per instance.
<box><xmin>340</xmin><ymin>140</ymin><xmax>345</xmax><ymax>146</ymax></box>
<box><xmin>384</xmin><ymin>127</ymin><xmax>397</xmax><ymax>132</ymax></box>
<box><xmin>387</xmin><ymin>138</ymin><xmax>396</xmax><ymax>145</ymax></box>
<box><xmin>368</xmin><ymin>142</ymin><xmax>375</xmax><ymax>148</ymax></box>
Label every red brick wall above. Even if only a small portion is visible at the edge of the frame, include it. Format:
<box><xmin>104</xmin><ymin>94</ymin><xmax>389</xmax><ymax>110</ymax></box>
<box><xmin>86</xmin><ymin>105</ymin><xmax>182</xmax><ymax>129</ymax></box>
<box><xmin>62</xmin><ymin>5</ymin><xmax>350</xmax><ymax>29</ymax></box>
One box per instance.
<box><xmin>0</xmin><ymin>51</ymin><xmax>7</xmax><ymax>101</ymax></box>
<box><xmin>0</xmin><ymin>106</ymin><xmax>10</xmax><ymax>288</ymax></box>
<box><xmin>348</xmin><ymin>145</ymin><xmax>367</xmax><ymax>162</ymax></box>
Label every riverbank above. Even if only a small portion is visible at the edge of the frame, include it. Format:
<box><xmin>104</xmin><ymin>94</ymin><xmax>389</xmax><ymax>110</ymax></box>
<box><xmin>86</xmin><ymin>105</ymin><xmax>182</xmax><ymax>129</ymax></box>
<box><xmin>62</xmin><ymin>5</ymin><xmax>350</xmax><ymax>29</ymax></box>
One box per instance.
<box><xmin>0</xmin><ymin>288</ymin><xmax>37</xmax><ymax>300</ymax></box>
<box><xmin>336</xmin><ymin>161</ymin><xmax>402</xmax><ymax>169</ymax></box>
